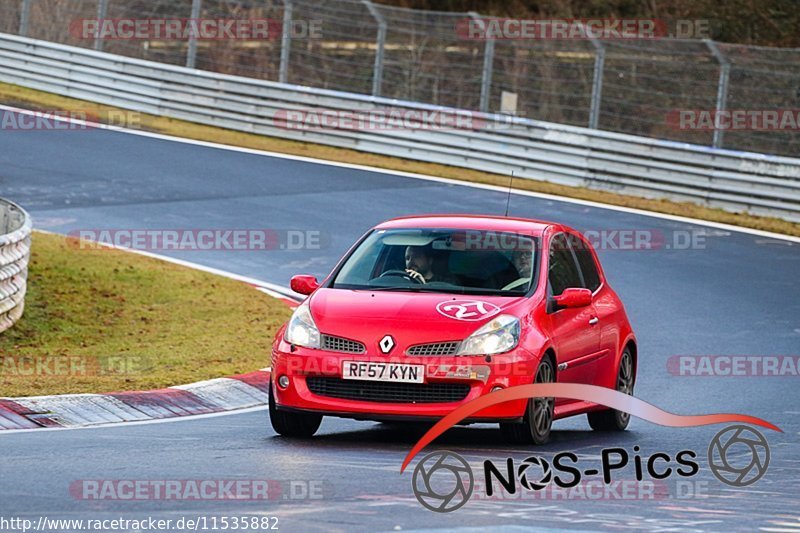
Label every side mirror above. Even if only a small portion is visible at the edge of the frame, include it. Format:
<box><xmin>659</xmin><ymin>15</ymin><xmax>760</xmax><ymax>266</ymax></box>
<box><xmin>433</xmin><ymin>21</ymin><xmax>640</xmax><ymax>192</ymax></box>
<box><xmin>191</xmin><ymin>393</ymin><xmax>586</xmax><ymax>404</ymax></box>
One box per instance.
<box><xmin>554</xmin><ymin>288</ymin><xmax>592</xmax><ymax>309</ymax></box>
<box><xmin>290</xmin><ymin>275</ymin><xmax>319</xmax><ymax>295</ymax></box>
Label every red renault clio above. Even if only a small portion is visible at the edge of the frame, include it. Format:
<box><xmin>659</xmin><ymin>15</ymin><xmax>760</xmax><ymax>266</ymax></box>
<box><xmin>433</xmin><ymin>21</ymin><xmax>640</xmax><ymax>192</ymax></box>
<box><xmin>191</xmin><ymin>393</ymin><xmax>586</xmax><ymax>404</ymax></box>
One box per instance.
<box><xmin>269</xmin><ymin>215</ymin><xmax>636</xmax><ymax>444</ymax></box>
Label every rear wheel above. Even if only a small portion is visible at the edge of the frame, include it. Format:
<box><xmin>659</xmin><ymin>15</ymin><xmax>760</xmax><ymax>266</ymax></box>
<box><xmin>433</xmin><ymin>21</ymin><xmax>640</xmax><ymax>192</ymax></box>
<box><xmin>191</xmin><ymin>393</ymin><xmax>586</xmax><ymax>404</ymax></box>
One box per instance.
<box><xmin>500</xmin><ymin>357</ymin><xmax>555</xmax><ymax>445</ymax></box>
<box><xmin>587</xmin><ymin>348</ymin><xmax>634</xmax><ymax>431</ymax></box>
<box><xmin>269</xmin><ymin>379</ymin><xmax>322</xmax><ymax>438</ymax></box>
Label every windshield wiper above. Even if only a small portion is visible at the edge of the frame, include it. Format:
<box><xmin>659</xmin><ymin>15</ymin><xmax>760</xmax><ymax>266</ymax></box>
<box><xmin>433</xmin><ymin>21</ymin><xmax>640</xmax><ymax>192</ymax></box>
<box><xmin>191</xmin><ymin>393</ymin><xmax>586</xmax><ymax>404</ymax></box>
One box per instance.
<box><xmin>335</xmin><ymin>285</ymin><xmax>523</xmax><ymax>296</ymax></box>
<box><xmin>368</xmin><ymin>286</ymin><xmax>499</xmax><ymax>295</ymax></box>
<box><xmin>360</xmin><ymin>285</ymin><xmax>428</xmax><ymax>292</ymax></box>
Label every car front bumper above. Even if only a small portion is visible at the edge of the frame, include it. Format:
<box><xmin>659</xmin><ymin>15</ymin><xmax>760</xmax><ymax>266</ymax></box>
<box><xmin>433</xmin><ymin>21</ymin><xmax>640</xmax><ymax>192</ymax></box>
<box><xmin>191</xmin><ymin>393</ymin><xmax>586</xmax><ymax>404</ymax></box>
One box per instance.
<box><xmin>270</xmin><ymin>339</ymin><xmax>538</xmax><ymax>421</ymax></box>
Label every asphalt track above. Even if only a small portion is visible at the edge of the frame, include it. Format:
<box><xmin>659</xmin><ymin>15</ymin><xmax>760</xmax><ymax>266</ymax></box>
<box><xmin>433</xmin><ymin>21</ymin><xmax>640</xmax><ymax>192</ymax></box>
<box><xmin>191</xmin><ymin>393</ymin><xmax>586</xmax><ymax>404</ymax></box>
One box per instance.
<box><xmin>1</xmin><ymin>111</ymin><xmax>800</xmax><ymax>532</ymax></box>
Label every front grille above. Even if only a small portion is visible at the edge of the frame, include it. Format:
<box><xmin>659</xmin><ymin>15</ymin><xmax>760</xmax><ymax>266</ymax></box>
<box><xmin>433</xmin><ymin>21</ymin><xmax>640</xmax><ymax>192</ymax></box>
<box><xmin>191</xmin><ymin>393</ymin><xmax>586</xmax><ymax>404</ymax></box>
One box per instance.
<box><xmin>406</xmin><ymin>341</ymin><xmax>460</xmax><ymax>356</ymax></box>
<box><xmin>306</xmin><ymin>377</ymin><xmax>470</xmax><ymax>403</ymax></box>
<box><xmin>321</xmin><ymin>334</ymin><xmax>366</xmax><ymax>354</ymax></box>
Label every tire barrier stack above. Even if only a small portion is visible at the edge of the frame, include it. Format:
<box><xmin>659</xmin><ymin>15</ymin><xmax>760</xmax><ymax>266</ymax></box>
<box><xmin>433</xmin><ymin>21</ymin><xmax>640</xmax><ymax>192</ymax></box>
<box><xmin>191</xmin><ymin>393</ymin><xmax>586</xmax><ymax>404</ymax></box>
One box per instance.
<box><xmin>0</xmin><ymin>198</ymin><xmax>31</xmax><ymax>333</ymax></box>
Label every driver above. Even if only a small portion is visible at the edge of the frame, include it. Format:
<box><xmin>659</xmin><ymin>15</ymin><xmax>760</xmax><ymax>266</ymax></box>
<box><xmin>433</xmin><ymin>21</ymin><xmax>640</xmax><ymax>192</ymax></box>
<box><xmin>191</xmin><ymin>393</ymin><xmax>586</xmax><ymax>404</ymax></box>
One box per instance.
<box><xmin>404</xmin><ymin>245</ymin><xmax>454</xmax><ymax>284</ymax></box>
<box><xmin>501</xmin><ymin>249</ymin><xmax>534</xmax><ymax>290</ymax></box>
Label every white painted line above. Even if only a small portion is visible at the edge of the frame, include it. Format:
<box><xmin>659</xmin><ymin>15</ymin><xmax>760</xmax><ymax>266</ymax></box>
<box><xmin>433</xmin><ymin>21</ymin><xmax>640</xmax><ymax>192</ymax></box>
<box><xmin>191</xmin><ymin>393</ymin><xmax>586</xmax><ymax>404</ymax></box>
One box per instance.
<box><xmin>256</xmin><ymin>286</ymin><xmax>292</xmax><ymax>300</ymax></box>
<box><xmin>2</xmin><ymin>103</ymin><xmax>798</xmax><ymax>244</ymax></box>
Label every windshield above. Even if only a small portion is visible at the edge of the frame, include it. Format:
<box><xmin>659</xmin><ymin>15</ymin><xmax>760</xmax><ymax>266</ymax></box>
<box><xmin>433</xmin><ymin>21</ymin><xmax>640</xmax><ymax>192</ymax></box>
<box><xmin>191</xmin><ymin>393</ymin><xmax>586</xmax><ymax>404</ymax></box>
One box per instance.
<box><xmin>331</xmin><ymin>228</ymin><xmax>538</xmax><ymax>295</ymax></box>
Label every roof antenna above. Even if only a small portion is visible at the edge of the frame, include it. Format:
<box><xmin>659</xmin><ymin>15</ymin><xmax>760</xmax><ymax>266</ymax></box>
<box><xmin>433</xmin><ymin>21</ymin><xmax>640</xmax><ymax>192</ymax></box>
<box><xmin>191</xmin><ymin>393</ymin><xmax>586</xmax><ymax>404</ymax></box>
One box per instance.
<box><xmin>503</xmin><ymin>171</ymin><xmax>515</xmax><ymax>217</ymax></box>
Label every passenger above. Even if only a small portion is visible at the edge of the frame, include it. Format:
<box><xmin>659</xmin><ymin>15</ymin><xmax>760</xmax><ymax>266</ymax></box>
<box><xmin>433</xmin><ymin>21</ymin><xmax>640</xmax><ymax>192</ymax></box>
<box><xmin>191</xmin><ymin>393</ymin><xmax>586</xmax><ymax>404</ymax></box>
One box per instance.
<box><xmin>511</xmin><ymin>249</ymin><xmax>533</xmax><ymax>278</ymax></box>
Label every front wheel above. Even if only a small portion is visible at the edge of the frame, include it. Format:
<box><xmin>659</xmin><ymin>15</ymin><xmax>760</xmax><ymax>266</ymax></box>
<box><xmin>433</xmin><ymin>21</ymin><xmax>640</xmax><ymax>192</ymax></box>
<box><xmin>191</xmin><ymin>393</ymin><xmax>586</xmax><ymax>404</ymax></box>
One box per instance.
<box><xmin>499</xmin><ymin>357</ymin><xmax>555</xmax><ymax>445</ymax></box>
<box><xmin>269</xmin><ymin>380</ymin><xmax>322</xmax><ymax>438</ymax></box>
<box><xmin>587</xmin><ymin>348</ymin><xmax>634</xmax><ymax>431</ymax></box>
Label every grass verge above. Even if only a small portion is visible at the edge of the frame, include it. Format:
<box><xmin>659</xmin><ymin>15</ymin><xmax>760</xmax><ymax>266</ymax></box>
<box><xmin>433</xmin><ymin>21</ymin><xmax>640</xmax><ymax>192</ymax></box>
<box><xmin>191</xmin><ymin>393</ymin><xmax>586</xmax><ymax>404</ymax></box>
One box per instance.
<box><xmin>0</xmin><ymin>232</ymin><xmax>291</xmax><ymax>397</ymax></box>
<box><xmin>1</xmin><ymin>81</ymin><xmax>798</xmax><ymax>237</ymax></box>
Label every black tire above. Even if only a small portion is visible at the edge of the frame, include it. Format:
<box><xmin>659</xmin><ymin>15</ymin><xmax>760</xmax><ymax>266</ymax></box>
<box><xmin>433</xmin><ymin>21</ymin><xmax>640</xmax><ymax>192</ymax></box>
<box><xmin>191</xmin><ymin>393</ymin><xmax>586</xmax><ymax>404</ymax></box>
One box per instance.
<box><xmin>588</xmin><ymin>348</ymin><xmax>635</xmax><ymax>431</ymax></box>
<box><xmin>269</xmin><ymin>379</ymin><xmax>322</xmax><ymax>438</ymax></box>
<box><xmin>499</xmin><ymin>357</ymin><xmax>555</xmax><ymax>445</ymax></box>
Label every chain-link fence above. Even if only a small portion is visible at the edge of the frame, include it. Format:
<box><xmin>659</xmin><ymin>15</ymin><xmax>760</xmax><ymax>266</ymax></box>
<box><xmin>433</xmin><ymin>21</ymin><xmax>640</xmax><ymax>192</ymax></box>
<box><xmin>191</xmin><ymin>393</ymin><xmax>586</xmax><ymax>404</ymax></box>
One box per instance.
<box><xmin>2</xmin><ymin>0</ymin><xmax>799</xmax><ymax>157</ymax></box>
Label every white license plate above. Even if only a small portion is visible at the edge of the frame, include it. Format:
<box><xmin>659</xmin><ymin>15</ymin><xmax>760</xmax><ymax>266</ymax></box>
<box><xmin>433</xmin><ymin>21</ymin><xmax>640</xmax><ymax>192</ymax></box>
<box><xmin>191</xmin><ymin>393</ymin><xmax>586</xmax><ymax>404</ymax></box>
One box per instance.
<box><xmin>342</xmin><ymin>361</ymin><xmax>424</xmax><ymax>383</ymax></box>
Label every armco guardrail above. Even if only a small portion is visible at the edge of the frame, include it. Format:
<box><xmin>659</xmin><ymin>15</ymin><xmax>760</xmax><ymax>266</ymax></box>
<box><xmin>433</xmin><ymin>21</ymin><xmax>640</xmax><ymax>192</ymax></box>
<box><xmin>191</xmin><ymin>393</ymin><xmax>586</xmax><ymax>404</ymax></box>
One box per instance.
<box><xmin>0</xmin><ymin>198</ymin><xmax>31</xmax><ymax>334</ymax></box>
<box><xmin>1</xmin><ymin>32</ymin><xmax>799</xmax><ymax>222</ymax></box>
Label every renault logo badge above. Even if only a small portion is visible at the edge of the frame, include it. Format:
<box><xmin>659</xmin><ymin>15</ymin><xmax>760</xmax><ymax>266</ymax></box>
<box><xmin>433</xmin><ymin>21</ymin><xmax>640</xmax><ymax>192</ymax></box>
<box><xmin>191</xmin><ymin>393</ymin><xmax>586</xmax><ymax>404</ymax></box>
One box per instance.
<box><xmin>379</xmin><ymin>335</ymin><xmax>395</xmax><ymax>354</ymax></box>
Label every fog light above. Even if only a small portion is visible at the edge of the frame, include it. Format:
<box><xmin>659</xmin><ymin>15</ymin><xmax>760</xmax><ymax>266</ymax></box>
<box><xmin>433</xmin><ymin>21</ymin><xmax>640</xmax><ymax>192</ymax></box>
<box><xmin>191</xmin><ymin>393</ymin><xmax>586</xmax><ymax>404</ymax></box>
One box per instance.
<box><xmin>491</xmin><ymin>386</ymin><xmax>503</xmax><ymax>393</ymax></box>
<box><xmin>278</xmin><ymin>375</ymin><xmax>290</xmax><ymax>389</ymax></box>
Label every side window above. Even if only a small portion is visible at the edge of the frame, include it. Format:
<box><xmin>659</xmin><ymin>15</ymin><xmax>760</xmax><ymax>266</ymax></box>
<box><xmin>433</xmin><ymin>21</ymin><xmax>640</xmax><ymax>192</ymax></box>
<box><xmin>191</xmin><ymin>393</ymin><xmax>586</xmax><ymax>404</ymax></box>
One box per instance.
<box><xmin>569</xmin><ymin>234</ymin><xmax>602</xmax><ymax>292</ymax></box>
<box><xmin>548</xmin><ymin>234</ymin><xmax>582</xmax><ymax>296</ymax></box>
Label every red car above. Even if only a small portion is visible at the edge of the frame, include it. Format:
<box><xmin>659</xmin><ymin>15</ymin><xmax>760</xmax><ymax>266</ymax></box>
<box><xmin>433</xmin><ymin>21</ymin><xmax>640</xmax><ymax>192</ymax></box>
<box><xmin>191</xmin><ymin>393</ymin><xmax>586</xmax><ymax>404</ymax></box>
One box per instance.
<box><xmin>269</xmin><ymin>215</ymin><xmax>636</xmax><ymax>444</ymax></box>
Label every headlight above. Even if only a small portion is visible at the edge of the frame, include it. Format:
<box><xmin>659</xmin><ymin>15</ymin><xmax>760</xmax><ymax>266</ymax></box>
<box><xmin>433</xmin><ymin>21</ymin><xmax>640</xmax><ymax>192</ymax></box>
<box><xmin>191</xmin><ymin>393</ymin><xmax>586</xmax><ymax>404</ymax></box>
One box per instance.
<box><xmin>456</xmin><ymin>314</ymin><xmax>519</xmax><ymax>356</ymax></box>
<box><xmin>284</xmin><ymin>300</ymin><xmax>321</xmax><ymax>349</ymax></box>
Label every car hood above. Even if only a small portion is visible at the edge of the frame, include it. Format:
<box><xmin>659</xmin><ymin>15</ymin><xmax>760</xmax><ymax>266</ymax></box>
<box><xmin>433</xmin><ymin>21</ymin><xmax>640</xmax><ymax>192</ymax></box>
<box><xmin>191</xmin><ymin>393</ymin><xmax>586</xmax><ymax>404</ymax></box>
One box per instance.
<box><xmin>308</xmin><ymin>288</ymin><xmax>528</xmax><ymax>351</ymax></box>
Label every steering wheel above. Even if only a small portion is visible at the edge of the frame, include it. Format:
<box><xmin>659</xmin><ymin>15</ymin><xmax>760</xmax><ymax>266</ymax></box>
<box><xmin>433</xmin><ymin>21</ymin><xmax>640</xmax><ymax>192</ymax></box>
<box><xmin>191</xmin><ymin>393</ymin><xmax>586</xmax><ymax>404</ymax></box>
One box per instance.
<box><xmin>379</xmin><ymin>269</ymin><xmax>424</xmax><ymax>284</ymax></box>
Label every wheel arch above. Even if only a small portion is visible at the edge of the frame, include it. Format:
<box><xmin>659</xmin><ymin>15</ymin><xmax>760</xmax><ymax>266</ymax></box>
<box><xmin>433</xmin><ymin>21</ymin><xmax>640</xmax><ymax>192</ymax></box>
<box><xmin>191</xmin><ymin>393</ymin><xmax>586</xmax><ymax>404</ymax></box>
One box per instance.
<box><xmin>623</xmin><ymin>336</ymin><xmax>638</xmax><ymax>379</ymax></box>
<box><xmin>541</xmin><ymin>346</ymin><xmax>557</xmax><ymax>380</ymax></box>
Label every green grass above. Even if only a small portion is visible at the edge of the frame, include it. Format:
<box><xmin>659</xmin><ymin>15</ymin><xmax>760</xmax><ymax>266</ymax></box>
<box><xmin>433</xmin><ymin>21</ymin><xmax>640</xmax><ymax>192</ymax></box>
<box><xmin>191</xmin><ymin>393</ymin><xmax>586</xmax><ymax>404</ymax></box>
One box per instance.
<box><xmin>0</xmin><ymin>232</ymin><xmax>292</xmax><ymax>397</ymax></box>
<box><xmin>1</xmin><ymin>81</ymin><xmax>798</xmax><ymax>238</ymax></box>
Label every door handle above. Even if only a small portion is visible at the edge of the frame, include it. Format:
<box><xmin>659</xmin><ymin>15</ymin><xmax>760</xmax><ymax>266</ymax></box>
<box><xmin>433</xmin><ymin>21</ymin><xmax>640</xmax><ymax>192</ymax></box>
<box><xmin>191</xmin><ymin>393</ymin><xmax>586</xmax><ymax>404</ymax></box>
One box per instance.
<box><xmin>588</xmin><ymin>317</ymin><xmax>599</xmax><ymax>326</ymax></box>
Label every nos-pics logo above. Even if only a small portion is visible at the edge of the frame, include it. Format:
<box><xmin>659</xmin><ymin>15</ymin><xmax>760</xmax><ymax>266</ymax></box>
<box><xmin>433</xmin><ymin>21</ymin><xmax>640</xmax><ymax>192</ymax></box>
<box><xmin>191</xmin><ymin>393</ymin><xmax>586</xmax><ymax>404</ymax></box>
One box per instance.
<box><xmin>411</xmin><ymin>424</ymin><xmax>770</xmax><ymax>513</ymax></box>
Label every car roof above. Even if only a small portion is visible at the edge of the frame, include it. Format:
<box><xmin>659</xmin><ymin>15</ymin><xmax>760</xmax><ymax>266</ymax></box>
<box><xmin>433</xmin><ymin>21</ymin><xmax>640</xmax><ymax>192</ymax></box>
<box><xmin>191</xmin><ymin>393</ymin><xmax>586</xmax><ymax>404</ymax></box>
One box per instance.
<box><xmin>375</xmin><ymin>214</ymin><xmax>553</xmax><ymax>236</ymax></box>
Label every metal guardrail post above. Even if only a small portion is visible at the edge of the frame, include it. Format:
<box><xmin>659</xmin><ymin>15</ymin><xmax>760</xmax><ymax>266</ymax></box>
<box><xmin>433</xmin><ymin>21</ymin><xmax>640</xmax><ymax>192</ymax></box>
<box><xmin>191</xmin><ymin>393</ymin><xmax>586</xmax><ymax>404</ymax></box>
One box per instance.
<box><xmin>705</xmin><ymin>39</ymin><xmax>731</xmax><ymax>149</ymax></box>
<box><xmin>186</xmin><ymin>0</ymin><xmax>202</xmax><ymax>69</ymax></box>
<box><xmin>94</xmin><ymin>0</ymin><xmax>108</xmax><ymax>52</ymax></box>
<box><xmin>469</xmin><ymin>12</ymin><xmax>494</xmax><ymax>113</ymax></box>
<box><xmin>586</xmin><ymin>26</ymin><xmax>605</xmax><ymax>130</ymax></box>
<box><xmin>279</xmin><ymin>0</ymin><xmax>293</xmax><ymax>84</ymax></box>
<box><xmin>362</xmin><ymin>0</ymin><xmax>386</xmax><ymax>97</ymax></box>
<box><xmin>19</xmin><ymin>0</ymin><xmax>31</xmax><ymax>37</ymax></box>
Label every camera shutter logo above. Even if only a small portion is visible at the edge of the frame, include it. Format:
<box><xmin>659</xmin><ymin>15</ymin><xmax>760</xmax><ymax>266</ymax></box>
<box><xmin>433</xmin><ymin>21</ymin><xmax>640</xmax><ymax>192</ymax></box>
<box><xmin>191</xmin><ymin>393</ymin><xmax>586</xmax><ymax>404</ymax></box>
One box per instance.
<box><xmin>518</xmin><ymin>456</ymin><xmax>553</xmax><ymax>491</ymax></box>
<box><xmin>412</xmin><ymin>451</ymin><xmax>473</xmax><ymax>513</ymax></box>
<box><xmin>708</xmin><ymin>425</ymin><xmax>770</xmax><ymax>487</ymax></box>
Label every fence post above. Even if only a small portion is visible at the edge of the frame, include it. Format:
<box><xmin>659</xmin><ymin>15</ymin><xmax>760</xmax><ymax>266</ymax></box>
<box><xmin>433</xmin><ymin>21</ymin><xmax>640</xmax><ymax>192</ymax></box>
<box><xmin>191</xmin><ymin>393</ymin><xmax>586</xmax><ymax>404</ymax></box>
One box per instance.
<box><xmin>19</xmin><ymin>0</ymin><xmax>31</xmax><ymax>36</ymax></box>
<box><xmin>362</xmin><ymin>0</ymin><xmax>386</xmax><ymax>97</ymax></box>
<box><xmin>585</xmin><ymin>26</ymin><xmax>605</xmax><ymax>129</ymax></box>
<box><xmin>469</xmin><ymin>12</ymin><xmax>494</xmax><ymax>113</ymax></box>
<box><xmin>185</xmin><ymin>0</ymin><xmax>202</xmax><ymax>68</ymax></box>
<box><xmin>94</xmin><ymin>0</ymin><xmax>108</xmax><ymax>51</ymax></box>
<box><xmin>279</xmin><ymin>0</ymin><xmax>293</xmax><ymax>84</ymax></box>
<box><xmin>705</xmin><ymin>39</ymin><xmax>730</xmax><ymax>149</ymax></box>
